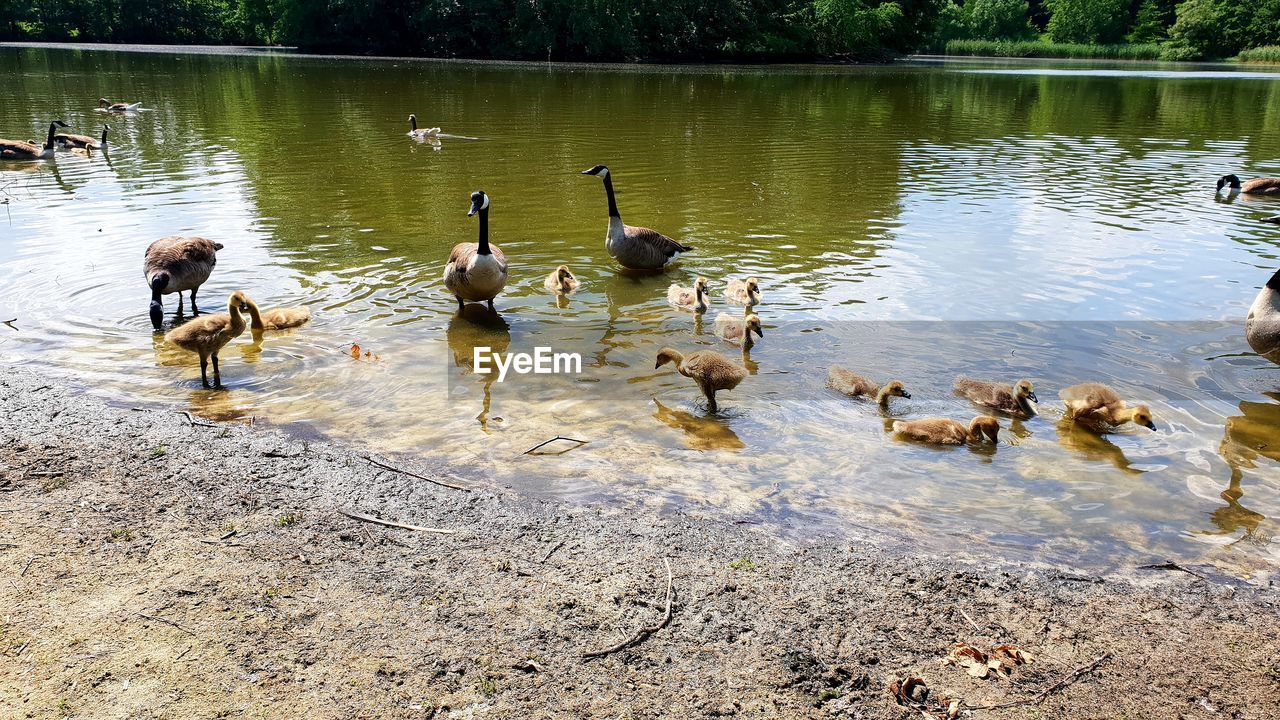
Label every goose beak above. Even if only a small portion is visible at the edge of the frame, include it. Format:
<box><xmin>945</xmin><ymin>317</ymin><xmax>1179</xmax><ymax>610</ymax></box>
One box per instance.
<box><xmin>467</xmin><ymin>202</ymin><xmax>480</xmax><ymax>217</ymax></box>
<box><xmin>1028</xmin><ymin>392</ymin><xmax>1038</xmax><ymax>403</ymax></box>
<box><xmin>1144</xmin><ymin>421</ymin><xmax>1157</xmax><ymax>431</ymax></box>
<box><xmin>753</xmin><ymin>326</ymin><xmax>764</xmax><ymax>338</ymax></box>
<box><xmin>901</xmin><ymin>391</ymin><xmax>912</xmax><ymax>399</ymax></box>
<box><xmin>654</xmin><ymin>360</ymin><xmax>662</xmax><ymax>369</ymax></box>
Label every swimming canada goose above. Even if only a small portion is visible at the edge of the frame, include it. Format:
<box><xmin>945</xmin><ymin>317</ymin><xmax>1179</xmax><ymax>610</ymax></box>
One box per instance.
<box><xmin>246</xmin><ymin>304</ymin><xmax>311</xmax><ymax>331</ymax></box>
<box><xmin>0</xmin><ymin>121</ymin><xmax>68</xmax><ymax>161</ymax></box>
<box><xmin>827</xmin><ymin>366</ymin><xmax>910</xmax><ymax>407</ymax></box>
<box><xmin>1246</xmin><ymin>268</ymin><xmax>1280</xmax><ymax>363</ymax></box>
<box><xmin>1059</xmin><ymin>383</ymin><xmax>1156</xmax><ymax>431</ymax></box>
<box><xmin>714</xmin><ymin>312</ymin><xmax>763</xmax><ymax>351</ymax></box>
<box><xmin>893</xmin><ymin>416</ymin><xmax>1000</xmax><ymax>445</ymax></box>
<box><xmin>725</xmin><ymin>277</ymin><xmax>762</xmax><ymax>307</ymax></box>
<box><xmin>443</xmin><ymin>190</ymin><xmax>509</xmax><ymax>311</ymax></box>
<box><xmin>668</xmin><ymin>277</ymin><xmax>710</xmax><ymax>312</ymax></box>
<box><xmin>143</xmin><ymin>236</ymin><xmax>223</xmax><ymax>330</ymax></box>
<box><xmin>99</xmin><ymin>98</ymin><xmax>141</xmax><ymax>112</ymax></box>
<box><xmin>1216</xmin><ymin>175</ymin><xmax>1280</xmax><ymax>195</ymax></box>
<box><xmin>545</xmin><ymin>265</ymin><xmax>580</xmax><ymax>295</ymax></box>
<box><xmin>55</xmin><ymin>124</ymin><xmax>108</xmax><ymax>150</ymax></box>
<box><xmin>582</xmin><ymin>165</ymin><xmax>691</xmax><ymax>270</ymax></box>
<box><xmin>407</xmin><ymin>114</ymin><xmax>440</xmax><ymax>138</ymax></box>
<box><xmin>655</xmin><ymin>347</ymin><xmax>748</xmax><ymax>413</ymax></box>
<box><xmin>954</xmin><ymin>377</ymin><xmax>1038</xmax><ymax>418</ymax></box>
<box><xmin>165</xmin><ymin>291</ymin><xmax>255</xmax><ymax>388</ymax></box>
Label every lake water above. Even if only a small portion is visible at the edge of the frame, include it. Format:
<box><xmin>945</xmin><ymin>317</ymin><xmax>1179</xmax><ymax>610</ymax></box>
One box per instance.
<box><xmin>3</xmin><ymin>45</ymin><xmax>1279</xmax><ymax>579</ymax></box>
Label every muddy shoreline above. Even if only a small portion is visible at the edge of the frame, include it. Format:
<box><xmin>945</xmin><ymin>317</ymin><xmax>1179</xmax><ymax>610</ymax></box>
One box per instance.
<box><xmin>1</xmin><ymin>367</ymin><xmax>1277</xmax><ymax>718</ymax></box>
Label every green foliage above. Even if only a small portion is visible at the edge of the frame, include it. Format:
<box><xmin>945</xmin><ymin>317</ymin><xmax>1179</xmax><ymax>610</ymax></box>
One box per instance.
<box><xmin>1236</xmin><ymin>45</ymin><xmax>1280</xmax><ymax>62</ymax></box>
<box><xmin>1046</xmin><ymin>0</ymin><xmax>1130</xmax><ymax>43</ymax></box>
<box><xmin>1126</xmin><ymin>0</ymin><xmax>1167</xmax><ymax>44</ymax></box>
<box><xmin>968</xmin><ymin>0</ymin><xmax>1034</xmax><ymax>40</ymax></box>
<box><xmin>1162</xmin><ymin>0</ymin><xmax>1224</xmax><ymax>59</ymax></box>
<box><xmin>945</xmin><ymin>38</ymin><xmax>1163</xmax><ymax>57</ymax></box>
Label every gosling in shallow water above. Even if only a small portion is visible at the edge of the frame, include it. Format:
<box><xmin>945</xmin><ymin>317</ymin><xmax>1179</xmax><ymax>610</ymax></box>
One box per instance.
<box><xmin>725</xmin><ymin>277</ymin><xmax>762</xmax><ymax>307</ymax></box>
<box><xmin>954</xmin><ymin>377</ymin><xmax>1038</xmax><ymax>418</ymax></box>
<box><xmin>246</xmin><ymin>304</ymin><xmax>311</xmax><ymax>331</ymax></box>
<box><xmin>668</xmin><ymin>277</ymin><xmax>710</xmax><ymax>313</ymax></box>
<box><xmin>1059</xmin><ymin>383</ymin><xmax>1156</xmax><ymax>431</ymax></box>
<box><xmin>892</xmin><ymin>416</ymin><xmax>1000</xmax><ymax>445</ymax></box>
<box><xmin>544</xmin><ymin>265</ymin><xmax>580</xmax><ymax>295</ymax></box>
<box><xmin>714</xmin><ymin>312</ymin><xmax>763</xmax><ymax>351</ymax></box>
<box><xmin>827</xmin><ymin>366</ymin><xmax>910</xmax><ymax>408</ymax></box>
<box><xmin>164</xmin><ymin>291</ymin><xmax>256</xmax><ymax>389</ymax></box>
<box><xmin>655</xmin><ymin>347</ymin><xmax>748</xmax><ymax>413</ymax></box>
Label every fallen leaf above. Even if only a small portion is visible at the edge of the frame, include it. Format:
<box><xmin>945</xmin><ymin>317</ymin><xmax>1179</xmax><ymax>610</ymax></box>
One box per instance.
<box><xmin>991</xmin><ymin>644</ymin><xmax>1035</xmax><ymax>667</ymax></box>
<box><xmin>350</xmin><ymin>344</ymin><xmax>361</xmax><ymax>359</ymax></box>
<box><xmin>945</xmin><ymin>643</ymin><xmax>991</xmax><ymax>678</ymax></box>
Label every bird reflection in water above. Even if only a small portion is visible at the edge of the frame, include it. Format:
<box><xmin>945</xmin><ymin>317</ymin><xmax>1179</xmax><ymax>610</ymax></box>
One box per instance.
<box><xmin>1055</xmin><ymin>418</ymin><xmax>1143</xmax><ymax>475</ymax></box>
<box><xmin>447</xmin><ymin>304</ymin><xmax>510</xmax><ymax>431</ymax></box>
<box><xmin>652</xmin><ymin>398</ymin><xmax>745</xmax><ymax>451</ymax></box>
<box><xmin>1210</xmin><ymin>395</ymin><xmax>1278</xmax><ymax>543</ymax></box>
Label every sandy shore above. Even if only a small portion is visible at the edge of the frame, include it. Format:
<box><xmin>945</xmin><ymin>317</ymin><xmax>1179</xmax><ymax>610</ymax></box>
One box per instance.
<box><xmin>1</xmin><ymin>367</ymin><xmax>1277</xmax><ymax>719</ymax></box>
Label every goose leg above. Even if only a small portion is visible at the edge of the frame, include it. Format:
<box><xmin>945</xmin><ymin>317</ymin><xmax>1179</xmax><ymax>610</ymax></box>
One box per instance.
<box><xmin>176</xmin><ymin>291</ymin><xmax>185</xmax><ymax>316</ymax></box>
<box><xmin>487</xmin><ymin>299</ymin><xmax>496</xmax><ymax>311</ymax></box>
<box><xmin>189</xmin><ymin>287</ymin><xmax>200</xmax><ymax>315</ymax></box>
<box><xmin>212</xmin><ymin>353</ymin><xmax>222</xmax><ymax>389</ymax></box>
<box><xmin>199</xmin><ymin>355</ymin><xmax>210</xmax><ymax>388</ymax></box>
<box><xmin>706</xmin><ymin>390</ymin><xmax>718</xmax><ymax>413</ymax></box>
<box><xmin>456</xmin><ymin>296</ymin><xmax>465</xmax><ymax>311</ymax></box>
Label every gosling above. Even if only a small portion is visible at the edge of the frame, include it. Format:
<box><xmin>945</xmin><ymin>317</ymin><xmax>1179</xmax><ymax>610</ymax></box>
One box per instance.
<box><xmin>893</xmin><ymin>416</ymin><xmax>1000</xmax><ymax>445</ymax></box>
<box><xmin>655</xmin><ymin>347</ymin><xmax>748</xmax><ymax>413</ymax></box>
<box><xmin>827</xmin><ymin>366</ymin><xmax>910</xmax><ymax>408</ymax></box>
<box><xmin>544</xmin><ymin>265</ymin><xmax>580</xmax><ymax>295</ymax></box>
<box><xmin>164</xmin><ymin>291</ymin><xmax>256</xmax><ymax>388</ymax></box>
<box><xmin>725</xmin><ymin>277</ymin><xmax>762</xmax><ymax>307</ymax></box>
<box><xmin>668</xmin><ymin>277</ymin><xmax>710</xmax><ymax>313</ymax></box>
<box><xmin>1059</xmin><ymin>383</ymin><xmax>1156</xmax><ymax>431</ymax></box>
<box><xmin>954</xmin><ymin>377</ymin><xmax>1038</xmax><ymax>418</ymax></box>
<box><xmin>246</xmin><ymin>304</ymin><xmax>311</xmax><ymax>332</ymax></box>
<box><xmin>714</xmin><ymin>312</ymin><xmax>763</xmax><ymax>351</ymax></box>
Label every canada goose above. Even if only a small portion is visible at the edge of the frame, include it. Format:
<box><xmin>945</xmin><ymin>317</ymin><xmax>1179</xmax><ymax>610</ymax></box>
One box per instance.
<box><xmin>143</xmin><ymin>236</ymin><xmax>223</xmax><ymax>330</ymax></box>
<box><xmin>165</xmin><ymin>291</ymin><xmax>255</xmax><ymax>388</ymax></box>
<box><xmin>99</xmin><ymin>98</ymin><xmax>141</xmax><ymax>112</ymax></box>
<box><xmin>714</xmin><ymin>312</ymin><xmax>764</xmax><ymax>351</ymax></box>
<box><xmin>55</xmin><ymin>125</ymin><xmax>108</xmax><ymax>150</ymax></box>
<box><xmin>1059</xmin><ymin>383</ymin><xmax>1156</xmax><ymax>431</ymax></box>
<box><xmin>246</xmin><ymin>304</ymin><xmax>311</xmax><ymax>331</ymax></box>
<box><xmin>827</xmin><ymin>366</ymin><xmax>910</xmax><ymax>407</ymax></box>
<box><xmin>582</xmin><ymin>165</ymin><xmax>691</xmax><ymax>270</ymax></box>
<box><xmin>725</xmin><ymin>277</ymin><xmax>762</xmax><ymax>307</ymax></box>
<box><xmin>1246</xmin><ymin>268</ymin><xmax>1280</xmax><ymax>363</ymax></box>
<box><xmin>655</xmin><ymin>347</ymin><xmax>748</xmax><ymax>413</ymax></box>
<box><xmin>444</xmin><ymin>190</ymin><xmax>509</xmax><ymax>311</ymax></box>
<box><xmin>544</xmin><ymin>265</ymin><xmax>580</xmax><ymax>295</ymax></box>
<box><xmin>1216</xmin><ymin>174</ymin><xmax>1280</xmax><ymax>195</ymax></box>
<box><xmin>668</xmin><ymin>277</ymin><xmax>710</xmax><ymax>312</ymax></box>
<box><xmin>954</xmin><ymin>377</ymin><xmax>1038</xmax><ymax>418</ymax></box>
<box><xmin>0</xmin><ymin>121</ymin><xmax>68</xmax><ymax>161</ymax></box>
<box><xmin>892</xmin><ymin>416</ymin><xmax>1000</xmax><ymax>445</ymax></box>
<box><xmin>407</xmin><ymin>114</ymin><xmax>440</xmax><ymax>138</ymax></box>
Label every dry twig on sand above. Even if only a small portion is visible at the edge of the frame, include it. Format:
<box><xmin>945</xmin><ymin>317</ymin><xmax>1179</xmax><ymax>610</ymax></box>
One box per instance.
<box><xmin>583</xmin><ymin>558</ymin><xmax>674</xmax><ymax>659</ymax></box>
<box><xmin>175</xmin><ymin>410</ymin><xmax>217</xmax><ymax>428</ymax></box>
<box><xmin>136</xmin><ymin>612</ymin><xmax>195</xmax><ymax>635</ymax></box>
<box><xmin>337</xmin><ymin>508</ymin><xmax>455</xmax><ymax>535</ymax></box>
<box><xmin>360</xmin><ymin>455</ymin><xmax>469</xmax><ymax>492</ymax></box>
<box><xmin>963</xmin><ymin>653</ymin><xmax>1111</xmax><ymax>711</ymax></box>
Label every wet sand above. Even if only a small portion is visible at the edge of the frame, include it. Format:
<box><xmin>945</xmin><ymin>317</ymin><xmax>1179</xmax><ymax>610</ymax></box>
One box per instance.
<box><xmin>1</xmin><ymin>367</ymin><xmax>1277</xmax><ymax>718</ymax></box>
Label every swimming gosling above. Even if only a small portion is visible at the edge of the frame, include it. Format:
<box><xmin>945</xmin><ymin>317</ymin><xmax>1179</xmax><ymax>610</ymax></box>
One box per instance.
<box><xmin>165</xmin><ymin>291</ymin><xmax>256</xmax><ymax>388</ymax></box>
<box><xmin>544</xmin><ymin>265</ymin><xmax>580</xmax><ymax>295</ymax></box>
<box><xmin>954</xmin><ymin>377</ymin><xmax>1038</xmax><ymax>418</ymax></box>
<box><xmin>1060</xmin><ymin>383</ymin><xmax>1156</xmax><ymax>431</ymax></box>
<box><xmin>827</xmin><ymin>366</ymin><xmax>910</xmax><ymax>408</ymax></box>
<box><xmin>713</xmin><ymin>312</ymin><xmax>763</xmax><ymax>351</ymax></box>
<box><xmin>893</xmin><ymin>416</ymin><xmax>1000</xmax><ymax>445</ymax></box>
<box><xmin>725</xmin><ymin>277</ymin><xmax>762</xmax><ymax>307</ymax></box>
<box><xmin>655</xmin><ymin>347</ymin><xmax>748</xmax><ymax>413</ymax></box>
<box><xmin>668</xmin><ymin>277</ymin><xmax>710</xmax><ymax>313</ymax></box>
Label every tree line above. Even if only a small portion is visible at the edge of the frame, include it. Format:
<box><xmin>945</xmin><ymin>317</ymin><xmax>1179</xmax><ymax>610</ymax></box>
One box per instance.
<box><xmin>2</xmin><ymin>0</ymin><xmax>1278</xmax><ymax>61</ymax></box>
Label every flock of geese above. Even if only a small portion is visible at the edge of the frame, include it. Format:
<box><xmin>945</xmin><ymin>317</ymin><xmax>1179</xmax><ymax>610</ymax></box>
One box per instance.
<box><xmin>5</xmin><ymin>105</ymin><xmax>1280</xmax><ymax>446</ymax></box>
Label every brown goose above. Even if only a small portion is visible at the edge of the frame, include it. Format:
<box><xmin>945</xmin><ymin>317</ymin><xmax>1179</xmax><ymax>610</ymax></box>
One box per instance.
<box><xmin>443</xmin><ymin>190</ymin><xmax>509</xmax><ymax>310</ymax></box>
<box><xmin>582</xmin><ymin>165</ymin><xmax>691</xmax><ymax>270</ymax></box>
<box><xmin>827</xmin><ymin>367</ymin><xmax>910</xmax><ymax>408</ymax></box>
<box><xmin>0</xmin><ymin>121</ymin><xmax>68</xmax><ymax>161</ymax></box>
<box><xmin>893</xmin><ymin>416</ymin><xmax>1000</xmax><ymax>445</ymax></box>
<box><xmin>143</xmin><ymin>236</ymin><xmax>223</xmax><ymax>330</ymax></box>
<box><xmin>1060</xmin><ymin>383</ymin><xmax>1156</xmax><ymax>431</ymax></box>
<box><xmin>1217</xmin><ymin>175</ymin><xmax>1280</xmax><ymax>195</ymax></box>
<box><xmin>954</xmin><ymin>377</ymin><xmax>1038</xmax><ymax>418</ymax></box>
<box><xmin>165</xmin><ymin>291</ymin><xmax>255</xmax><ymax>388</ymax></box>
<box><xmin>655</xmin><ymin>347</ymin><xmax>748</xmax><ymax>413</ymax></box>
<box><xmin>99</xmin><ymin>98</ymin><xmax>141</xmax><ymax>112</ymax></box>
<box><xmin>55</xmin><ymin>124</ymin><xmax>108</xmax><ymax>150</ymax></box>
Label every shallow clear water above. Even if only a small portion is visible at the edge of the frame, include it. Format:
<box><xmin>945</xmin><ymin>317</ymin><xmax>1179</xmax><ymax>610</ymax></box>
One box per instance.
<box><xmin>2</xmin><ymin>46</ymin><xmax>1279</xmax><ymax>577</ymax></box>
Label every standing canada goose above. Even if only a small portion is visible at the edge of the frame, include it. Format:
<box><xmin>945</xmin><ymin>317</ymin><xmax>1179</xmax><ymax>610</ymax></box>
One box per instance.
<box><xmin>55</xmin><ymin>124</ymin><xmax>108</xmax><ymax>150</ymax></box>
<box><xmin>245</xmin><ymin>304</ymin><xmax>311</xmax><ymax>332</ymax></box>
<box><xmin>407</xmin><ymin>114</ymin><xmax>441</xmax><ymax>138</ymax></box>
<box><xmin>954</xmin><ymin>377</ymin><xmax>1038</xmax><ymax>418</ymax></box>
<box><xmin>893</xmin><ymin>416</ymin><xmax>1000</xmax><ymax>445</ymax></box>
<box><xmin>655</xmin><ymin>347</ymin><xmax>748</xmax><ymax>413</ymax></box>
<box><xmin>714</xmin><ymin>312</ymin><xmax>763</xmax><ymax>351</ymax></box>
<box><xmin>1217</xmin><ymin>175</ymin><xmax>1280</xmax><ymax>195</ymax></box>
<box><xmin>165</xmin><ymin>291</ymin><xmax>255</xmax><ymax>388</ymax></box>
<box><xmin>1060</xmin><ymin>383</ymin><xmax>1157</xmax><ymax>431</ymax></box>
<box><xmin>0</xmin><ymin>121</ymin><xmax>68</xmax><ymax>161</ymax></box>
<box><xmin>582</xmin><ymin>165</ymin><xmax>691</xmax><ymax>270</ymax></box>
<box><xmin>668</xmin><ymin>277</ymin><xmax>710</xmax><ymax>312</ymax></box>
<box><xmin>544</xmin><ymin>265</ymin><xmax>580</xmax><ymax>295</ymax></box>
<box><xmin>725</xmin><ymin>277</ymin><xmax>762</xmax><ymax>307</ymax></box>
<box><xmin>444</xmin><ymin>190</ymin><xmax>508</xmax><ymax>311</ymax></box>
<box><xmin>99</xmin><ymin>98</ymin><xmax>141</xmax><ymax>112</ymax></box>
<box><xmin>827</xmin><ymin>366</ymin><xmax>910</xmax><ymax>408</ymax></box>
<box><xmin>1245</xmin><ymin>268</ymin><xmax>1280</xmax><ymax>363</ymax></box>
<box><xmin>143</xmin><ymin>236</ymin><xmax>223</xmax><ymax>330</ymax></box>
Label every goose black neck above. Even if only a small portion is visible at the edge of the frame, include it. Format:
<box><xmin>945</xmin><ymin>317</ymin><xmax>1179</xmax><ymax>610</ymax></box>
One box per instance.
<box><xmin>476</xmin><ymin>208</ymin><xmax>491</xmax><ymax>255</ymax></box>
<box><xmin>44</xmin><ymin>122</ymin><xmax>58</xmax><ymax>150</ymax></box>
<box><xmin>1267</xmin><ymin>268</ymin><xmax>1280</xmax><ymax>291</ymax></box>
<box><xmin>603</xmin><ymin>174</ymin><xmax>620</xmax><ymax>219</ymax></box>
<box><xmin>101</xmin><ymin>127</ymin><xmax>108</xmax><ymax>145</ymax></box>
